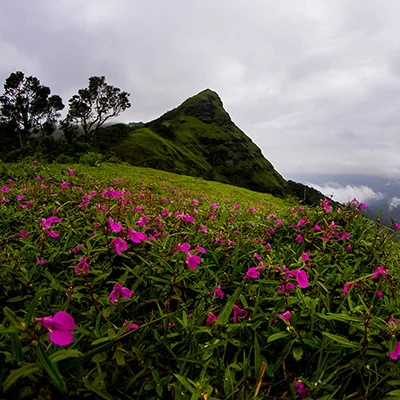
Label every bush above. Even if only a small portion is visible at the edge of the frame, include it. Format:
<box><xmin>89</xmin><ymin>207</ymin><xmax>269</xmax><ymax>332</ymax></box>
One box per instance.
<box><xmin>1</xmin><ymin>164</ymin><xmax>400</xmax><ymax>399</ymax></box>
<box><xmin>55</xmin><ymin>154</ymin><xmax>76</xmax><ymax>164</ymax></box>
<box><xmin>79</xmin><ymin>152</ymin><xmax>103</xmax><ymax>167</ymax></box>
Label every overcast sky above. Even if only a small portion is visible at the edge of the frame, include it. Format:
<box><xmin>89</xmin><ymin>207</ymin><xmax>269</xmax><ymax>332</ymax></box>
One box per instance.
<box><xmin>1</xmin><ymin>0</ymin><xmax>400</xmax><ymax>178</ymax></box>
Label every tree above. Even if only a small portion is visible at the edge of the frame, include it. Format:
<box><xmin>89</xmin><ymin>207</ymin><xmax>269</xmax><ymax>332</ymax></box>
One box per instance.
<box><xmin>65</xmin><ymin>76</ymin><xmax>131</xmax><ymax>142</ymax></box>
<box><xmin>0</xmin><ymin>71</ymin><xmax>64</xmax><ymax>147</ymax></box>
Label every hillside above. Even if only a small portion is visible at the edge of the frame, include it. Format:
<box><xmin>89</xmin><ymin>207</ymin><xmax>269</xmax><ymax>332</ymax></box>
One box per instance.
<box><xmin>94</xmin><ymin>89</ymin><xmax>287</xmax><ymax>196</ymax></box>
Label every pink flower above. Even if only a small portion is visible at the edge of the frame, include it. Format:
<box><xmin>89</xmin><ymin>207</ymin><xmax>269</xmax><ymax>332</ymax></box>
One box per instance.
<box><xmin>253</xmin><ymin>253</ymin><xmax>261</xmax><ymax>261</ymax></box>
<box><xmin>61</xmin><ymin>182</ymin><xmax>69</xmax><ymax>189</ymax></box>
<box><xmin>20</xmin><ymin>229</ymin><xmax>27</xmax><ymax>238</ymax></box>
<box><xmin>313</xmin><ymin>224</ymin><xmax>321</xmax><ymax>231</ymax></box>
<box><xmin>192</xmin><ymin>199</ymin><xmax>199</xmax><ymax>205</ymax></box>
<box><xmin>199</xmin><ymin>225</ymin><xmax>208</xmax><ymax>233</ymax></box>
<box><xmin>372</xmin><ymin>266</ymin><xmax>388</xmax><ymax>279</ymax></box>
<box><xmin>111</xmin><ymin>237</ymin><xmax>128</xmax><ymax>255</ymax></box>
<box><xmin>195</xmin><ymin>245</ymin><xmax>206</xmax><ymax>254</ymax></box>
<box><xmin>74</xmin><ymin>257</ymin><xmax>90</xmax><ymax>275</ymax></box>
<box><xmin>211</xmin><ymin>203</ymin><xmax>218</xmax><ymax>209</ymax></box>
<box><xmin>110</xmin><ymin>283</ymin><xmax>133</xmax><ymax>302</ymax></box>
<box><xmin>129</xmin><ymin>229</ymin><xmax>147</xmax><ymax>244</ymax></box>
<box><xmin>47</xmin><ymin>229</ymin><xmax>59</xmax><ymax>238</ymax></box>
<box><xmin>389</xmin><ymin>342</ymin><xmax>400</xmax><ymax>360</ymax></box>
<box><xmin>322</xmin><ymin>198</ymin><xmax>331</xmax><ymax>212</ymax></box>
<box><xmin>277</xmin><ymin>310</ymin><xmax>291</xmax><ymax>324</ymax></box>
<box><xmin>162</xmin><ymin>209</ymin><xmax>170</xmax><ymax>216</ymax></box>
<box><xmin>206</xmin><ymin>312</ymin><xmax>218</xmax><ymax>325</ymax></box>
<box><xmin>295</xmin><ymin>234</ymin><xmax>303</xmax><ymax>243</ymax></box>
<box><xmin>124</xmin><ymin>320</ymin><xmax>139</xmax><ymax>332</ymax></box>
<box><xmin>1</xmin><ymin>186</ymin><xmax>8</xmax><ymax>193</ymax></box>
<box><xmin>292</xmin><ymin>270</ymin><xmax>308</xmax><ymax>288</ymax></box>
<box><xmin>187</xmin><ymin>253</ymin><xmax>201</xmax><ymax>270</ymax></box>
<box><xmin>301</xmin><ymin>252</ymin><xmax>309</xmax><ymax>261</ymax></box>
<box><xmin>341</xmin><ymin>232</ymin><xmax>350</xmax><ymax>240</ymax></box>
<box><xmin>17</xmin><ymin>194</ymin><xmax>24</xmax><ymax>201</ymax></box>
<box><xmin>343</xmin><ymin>282</ymin><xmax>359</xmax><ymax>296</ymax></box>
<box><xmin>36</xmin><ymin>258</ymin><xmax>47</xmax><ymax>265</ymax></box>
<box><xmin>376</xmin><ymin>290</ymin><xmax>383</xmax><ymax>300</ymax></box>
<box><xmin>108</xmin><ymin>217</ymin><xmax>123</xmax><ymax>233</ymax></box>
<box><xmin>35</xmin><ymin>311</ymin><xmax>75</xmax><ymax>346</ymax></box>
<box><xmin>174</xmin><ymin>242</ymin><xmax>191</xmax><ymax>253</ymax></box>
<box><xmin>244</xmin><ymin>267</ymin><xmax>260</xmax><ymax>279</ymax></box>
<box><xmin>277</xmin><ymin>283</ymin><xmax>295</xmax><ymax>292</ymax></box>
<box><xmin>345</xmin><ymin>245</ymin><xmax>353</xmax><ymax>253</ymax></box>
<box><xmin>393</xmin><ymin>223</ymin><xmax>400</xmax><ymax>230</ymax></box>
<box><xmin>184</xmin><ymin>214</ymin><xmax>195</xmax><ymax>223</ymax></box>
<box><xmin>211</xmin><ymin>285</ymin><xmax>225</xmax><ymax>299</ymax></box>
<box><xmin>67</xmin><ymin>167</ymin><xmax>74</xmax><ymax>176</ymax></box>
<box><xmin>233</xmin><ymin>304</ymin><xmax>248</xmax><ymax>323</ymax></box>
<box><xmin>296</xmin><ymin>381</ymin><xmax>311</xmax><ymax>399</ymax></box>
<box><xmin>249</xmin><ymin>207</ymin><xmax>255</xmax><ymax>212</ymax></box>
<box><xmin>275</xmin><ymin>220</ymin><xmax>283</xmax><ymax>226</ymax></box>
<box><xmin>297</xmin><ymin>218</ymin><xmax>307</xmax><ymax>227</ymax></box>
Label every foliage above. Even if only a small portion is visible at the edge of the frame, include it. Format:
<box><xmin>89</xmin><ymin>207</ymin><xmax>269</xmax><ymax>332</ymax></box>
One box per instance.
<box><xmin>1</xmin><ymin>162</ymin><xmax>400</xmax><ymax>399</ymax></box>
<box><xmin>0</xmin><ymin>71</ymin><xmax>64</xmax><ymax>147</ymax></box>
<box><xmin>79</xmin><ymin>152</ymin><xmax>103</xmax><ymax>167</ymax></box>
<box><xmin>65</xmin><ymin>76</ymin><xmax>131</xmax><ymax>142</ymax></box>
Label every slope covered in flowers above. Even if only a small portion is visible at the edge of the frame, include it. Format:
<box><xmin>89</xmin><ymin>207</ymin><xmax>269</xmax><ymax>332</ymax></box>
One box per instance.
<box><xmin>1</xmin><ymin>162</ymin><xmax>400</xmax><ymax>399</ymax></box>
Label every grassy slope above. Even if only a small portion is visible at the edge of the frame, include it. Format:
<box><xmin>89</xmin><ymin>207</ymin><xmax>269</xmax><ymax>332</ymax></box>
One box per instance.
<box><xmin>68</xmin><ymin>162</ymin><xmax>293</xmax><ymax>210</ymax></box>
<box><xmin>107</xmin><ymin>89</ymin><xmax>287</xmax><ymax>196</ymax></box>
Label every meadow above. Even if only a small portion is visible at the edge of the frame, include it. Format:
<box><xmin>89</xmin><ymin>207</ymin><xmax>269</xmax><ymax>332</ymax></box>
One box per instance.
<box><xmin>1</xmin><ymin>161</ymin><xmax>400</xmax><ymax>399</ymax></box>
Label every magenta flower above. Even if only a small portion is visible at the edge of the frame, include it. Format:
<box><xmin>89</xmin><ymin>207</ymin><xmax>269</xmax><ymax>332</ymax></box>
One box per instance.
<box><xmin>393</xmin><ymin>223</ymin><xmax>400</xmax><ymax>230</ymax></box>
<box><xmin>61</xmin><ymin>182</ymin><xmax>69</xmax><ymax>189</ymax></box>
<box><xmin>277</xmin><ymin>283</ymin><xmax>295</xmax><ymax>292</ymax></box>
<box><xmin>17</xmin><ymin>194</ymin><xmax>24</xmax><ymax>201</ymax></box>
<box><xmin>244</xmin><ymin>267</ymin><xmax>260</xmax><ymax>279</ymax></box>
<box><xmin>292</xmin><ymin>270</ymin><xmax>308</xmax><ymax>288</ymax></box>
<box><xmin>35</xmin><ymin>311</ymin><xmax>75</xmax><ymax>346</ymax></box>
<box><xmin>345</xmin><ymin>245</ymin><xmax>353</xmax><ymax>253</ymax></box>
<box><xmin>195</xmin><ymin>245</ymin><xmax>206</xmax><ymax>254</ymax></box>
<box><xmin>129</xmin><ymin>229</ymin><xmax>147</xmax><ymax>243</ymax></box>
<box><xmin>67</xmin><ymin>167</ymin><xmax>74</xmax><ymax>176</ymax></box>
<box><xmin>297</xmin><ymin>218</ymin><xmax>307</xmax><ymax>227</ymax></box>
<box><xmin>199</xmin><ymin>225</ymin><xmax>208</xmax><ymax>233</ymax></box>
<box><xmin>296</xmin><ymin>381</ymin><xmax>311</xmax><ymax>399</ymax></box>
<box><xmin>187</xmin><ymin>253</ymin><xmax>201</xmax><ymax>270</ymax></box>
<box><xmin>74</xmin><ymin>257</ymin><xmax>90</xmax><ymax>275</ymax></box>
<box><xmin>253</xmin><ymin>253</ymin><xmax>261</xmax><ymax>261</ymax></box>
<box><xmin>211</xmin><ymin>285</ymin><xmax>225</xmax><ymax>299</ymax></box>
<box><xmin>110</xmin><ymin>283</ymin><xmax>133</xmax><ymax>303</ymax></box>
<box><xmin>20</xmin><ymin>229</ymin><xmax>27</xmax><ymax>238</ymax></box>
<box><xmin>249</xmin><ymin>207</ymin><xmax>255</xmax><ymax>212</ymax></box>
<box><xmin>343</xmin><ymin>282</ymin><xmax>359</xmax><ymax>296</ymax></box>
<box><xmin>124</xmin><ymin>320</ymin><xmax>139</xmax><ymax>332</ymax></box>
<box><xmin>111</xmin><ymin>237</ymin><xmax>128</xmax><ymax>255</ymax></box>
<box><xmin>47</xmin><ymin>229</ymin><xmax>59</xmax><ymax>238</ymax></box>
<box><xmin>108</xmin><ymin>217</ymin><xmax>123</xmax><ymax>233</ymax></box>
<box><xmin>341</xmin><ymin>232</ymin><xmax>350</xmax><ymax>240</ymax></box>
<box><xmin>233</xmin><ymin>304</ymin><xmax>248</xmax><ymax>323</ymax></box>
<box><xmin>295</xmin><ymin>234</ymin><xmax>303</xmax><ymax>243</ymax></box>
<box><xmin>376</xmin><ymin>290</ymin><xmax>383</xmax><ymax>300</ymax></box>
<box><xmin>313</xmin><ymin>224</ymin><xmax>321</xmax><ymax>231</ymax></box>
<box><xmin>211</xmin><ymin>203</ymin><xmax>218</xmax><ymax>209</ymax></box>
<box><xmin>372</xmin><ymin>266</ymin><xmax>388</xmax><ymax>279</ymax></box>
<box><xmin>162</xmin><ymin>209</ymin><xmax>170</xmax><ymax>216</ymax></box>
<box><xmin>206</xmin><ymin>312</ymin><xmax>218</xmax><ymax>325</ymax></box>
<box><xmin>277</xmin><ymin>310</ymin><xmax>291</xmax><ymax>324</ymax></box>
<box><xmin>36</xmin><ymin>258</ymin><xmax>47</xmax><ymax>265</ymax></box>
<box><xmin>184</xmin><ymin>214</ymin><xmax>195</xmax><ymax>223</ymax></box>
<box><xmin>389</xmin><ymin>342</ymin><xmax>400</xmax><ymax>360</ymax></box>
<box><xmin>301</xmin><ymin>252</ymin><xmax>309</xmax><ymax>261</ymax></box>
<box><xmin>1</xmin><ymin>186</ymin><xmax>8</xmax><ymax>193</ymax></box>
<box><xmin>174</xmin><ymin>242</ymin><xmax>191</xmax><ymax>253</ymax></box>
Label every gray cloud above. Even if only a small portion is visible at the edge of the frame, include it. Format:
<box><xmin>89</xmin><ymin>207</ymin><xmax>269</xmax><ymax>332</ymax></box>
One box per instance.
<box><xmin>0</xmin><ymin>0</ymin><xmax>399</xmax><ymax>177</ymax></box>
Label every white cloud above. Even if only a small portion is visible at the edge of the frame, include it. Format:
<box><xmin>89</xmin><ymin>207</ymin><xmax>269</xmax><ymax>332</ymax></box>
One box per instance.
<box><xmin>389</xmin><ymin>197</ymin><xmax>400</xmax><ymax>211</ymax></box>
<box><xmin>306</xmin><ymin>182</ymin><xmax>385</xmax><ymax>204</ymax></box>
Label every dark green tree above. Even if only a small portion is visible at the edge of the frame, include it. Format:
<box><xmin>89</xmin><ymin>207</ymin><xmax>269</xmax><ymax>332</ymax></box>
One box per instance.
<box><xmin>65</xmin><ymin>76</ymin><xmax>131</xmax><ymax>142</ymax></box>
<box><xmin>0</xmin><ymin>71</ymin><xmax>64</xmax><ymax>147</ymax></box>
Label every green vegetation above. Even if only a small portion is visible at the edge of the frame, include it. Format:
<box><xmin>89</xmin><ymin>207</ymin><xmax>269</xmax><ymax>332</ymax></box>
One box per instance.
<box><xmin>1</xmin><ymin>161</ymin><xmax>400</xmax><ymax>399</ymax></box>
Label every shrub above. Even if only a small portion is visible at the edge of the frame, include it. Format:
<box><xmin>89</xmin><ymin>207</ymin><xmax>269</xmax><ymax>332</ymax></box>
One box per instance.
<box><xmin>79</xmin><ymin>152</ymin><xmax>103</xmax><ymax>167</ymax></box>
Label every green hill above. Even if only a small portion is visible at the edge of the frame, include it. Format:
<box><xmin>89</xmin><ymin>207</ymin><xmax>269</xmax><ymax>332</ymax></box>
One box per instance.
<box><xmin>94</xmin><ymin>89</ymin><xmax>287</xmax><ymax>197</ymax></box>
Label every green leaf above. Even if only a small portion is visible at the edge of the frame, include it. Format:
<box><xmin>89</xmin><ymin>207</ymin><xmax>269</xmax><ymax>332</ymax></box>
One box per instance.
<box><xmin>48</xmin><ymin>349</ymin><xmax>83</xmax><ymax>363</ymax></box>
<box><xmin>25</xmin><ymin>289</ymin><xmax>44</xmax><ymax>324</ymax></box>
<box><xmin>387</xmin><ymin>389</ymin><xmax>400</xmax><ymax>396</ymax></box>
<box><xmin>223</xmin><ymin>366</ymin><xmax>234</xmax><ymax>397</ymax></box>
<box><xmin>293</xmin><ymin>346</ymin><xmax>303</xmax><ymax>361</ymax></box>
<box><xmin>36</xmin><ymin>345</ymin><xmax>67</xmax><ymax>393</ymax></box>
<box><xmin>218</xmin><ymin>286</ymin><xmax>241</xmax><ymax>324</ymax></box>
<box><xmin>174</xmin><ymin>374</ymin><xmax>196</xmax><ymax>395</ymax></box>
<box><xmin>322</xmin><ymin>332</ymin><xmax>361</xmax><ymax>349</ymax></box>
<box><xmin>267</xmin><ymin>331</ymin><xmax>290</xmax><ymax>343</ymax></box>
<box><xmin>3</xmin><ymin>307</ymin><xmax>22</xmax><ymax>328</ymax></box>
<box><xmin>254</xmin><ymin>333</ymin><xmax>261</xmax><ymax>380</ymax></box>
<box><xmin>2</xmin><ymin>364</ymin><xmax>40</xmax><ymax>392</ymax></box>
<box><xmin>83</xmin><ymin>379</ymin><xmax>116</xmax><ymax>400</ymax></box>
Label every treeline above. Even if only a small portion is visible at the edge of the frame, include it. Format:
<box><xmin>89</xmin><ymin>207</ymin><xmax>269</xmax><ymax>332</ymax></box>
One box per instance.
<box><xmin>0</xmin><ymin>71</ymin><xmax>131</xmax><ymax>162</ymax></box>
